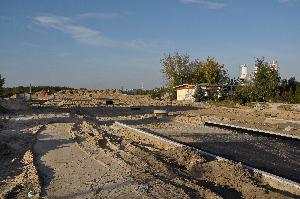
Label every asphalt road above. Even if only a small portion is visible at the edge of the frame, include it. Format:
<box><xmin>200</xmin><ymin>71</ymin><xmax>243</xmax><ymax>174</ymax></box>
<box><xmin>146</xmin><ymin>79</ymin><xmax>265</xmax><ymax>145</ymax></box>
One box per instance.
<box><xmin>146</xmin><ymin>124</ymin><xmax>300</xmax><ymax>183</ymax></box>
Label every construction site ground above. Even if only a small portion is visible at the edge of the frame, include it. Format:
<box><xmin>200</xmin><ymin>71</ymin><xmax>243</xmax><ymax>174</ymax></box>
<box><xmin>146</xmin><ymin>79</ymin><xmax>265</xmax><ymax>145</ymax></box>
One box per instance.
<box><xmin>127</xmin><ymin>119</ymin><xmax>300</xmax><ymax>183</ymax></box>
<box><xmin>1</xmin><ymin>89</ymin><xmax>300</xmax><ymax>198</ymax></box>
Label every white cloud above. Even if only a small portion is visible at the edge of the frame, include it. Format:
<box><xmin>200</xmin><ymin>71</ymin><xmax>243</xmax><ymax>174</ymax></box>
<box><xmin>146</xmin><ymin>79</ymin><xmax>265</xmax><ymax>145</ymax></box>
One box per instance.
<box><xmin>34</xmin><ymin>15</ymin><xmax>126</xmax><ymax>48</ymax></box>
<box><xmin>33</xmin><ymin>15</ymin><xmax>170</xmax><ymax>51</ymax></box>
<box><xmin>179</xmin><ymin>0</ymin><xmax>225</xmax><ymax>9</ymax></box>
<box><xmin>34</xmin><ymin>16</ymin><xmax>71</xmax><ymax>26</ymax></box>
<box><xmin>78</xmin><ymin>12</ymin><xmax>122</xmax><ymax>19</ymax></box>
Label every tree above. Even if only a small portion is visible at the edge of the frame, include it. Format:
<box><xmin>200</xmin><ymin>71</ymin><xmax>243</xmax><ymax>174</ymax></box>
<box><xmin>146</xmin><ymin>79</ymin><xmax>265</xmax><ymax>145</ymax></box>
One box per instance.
<box><xmin>14</xmin><ymin>86</ymin><xmax>26</xmax><ymax>94</ymax></box>
<box><xmin>161</xmin><ymin>52</ymin><xmax>229</xmax><ymax>99</ymax></box>
<box><xmin>288</xmin><ymin>77</ymin><xmax>296</xmax><ymax>95</ymax></box>
<box><xmin>189</xmin><ymin>57</ymin><xmax>229</xmax><ymax>85</ymax></box>
<box><xmin>0</xmin><ymin>74</ymin><xmax>5</xmax><ymax>97</ymax></box>
<box><xmin>278</xmin><ymin>77</ymin><xmax>298</xmax><ymax>103</ymax></box>
<box><xmin>202</xmin><ymin>57</ymin><xmax>229</xmax><ymax>85</ymax></box>
<box><xmin>193</xmin><ymin>86</ymin><xmax>206</xmax><ymax>102</ymax></box>
<box><xmin>233</xmin><ymin>85</ymin><xmax>251</xmax><ymax>104</ymax></box>
<box><xmin>251</xmin><ymin>58</ymin><xmax>280</xmax><ymax>102</ymax></box>
<box><xmin>161</xmin><ymin>51</ymin><xmax>192</xmax><ymax>98</ymax></box>
<box><xmin>279</xmin><ymin>78</ymin><xmax>289</xmax><ymax>100</ymax></box>
<box><xmin>190</xmin><ymin>59</ymin><xmax>205</xmax><ymax>84</ymax></box>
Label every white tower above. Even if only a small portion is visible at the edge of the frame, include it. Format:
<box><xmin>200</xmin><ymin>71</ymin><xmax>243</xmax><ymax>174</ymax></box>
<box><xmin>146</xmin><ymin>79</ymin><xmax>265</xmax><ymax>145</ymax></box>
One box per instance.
<box><xmin>270</xmin><ymin>60</ymin><xmax>278</xmax><ymax>71</ymax></box>
<box><xmin>240</xmin><ymin>64</ymin><xmax>248</xmax><ymax>81</ymax></box>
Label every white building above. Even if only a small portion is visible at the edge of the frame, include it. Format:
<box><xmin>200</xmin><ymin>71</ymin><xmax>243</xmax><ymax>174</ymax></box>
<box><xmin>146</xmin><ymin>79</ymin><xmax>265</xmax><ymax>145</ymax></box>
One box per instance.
<box><xmin>174</xmin><ymin>84</ymin><xmax>222</xmax><ymax>101</ymax></box>
<box><xmin>254</xmin><ymin>60</ymin><xmax>278</xmax><ymax>75</ymax></box>
<box><xmin>270</xmin><ymin>60</ymin><xmax>278</xmax><ymax>71</ymax></box>
<box><xmin>174</xmin><ymin>84</ymin><xmax>196</xmax><ymax>101</ymax></box>
<box><xmin>240</xmin><ymin>64</ymin><xmax>248</xmax><ymax>83</ymax></box>
<box><xmin>16</xmin><ymin>93</ymin><xmax>31</xmax><ymax>101</ymax></box>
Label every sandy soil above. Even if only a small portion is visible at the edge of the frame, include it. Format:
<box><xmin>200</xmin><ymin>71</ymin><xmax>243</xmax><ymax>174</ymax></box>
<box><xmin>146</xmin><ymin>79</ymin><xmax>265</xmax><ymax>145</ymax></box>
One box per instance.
<box><xmin>129</xmin><ymin>119</ymin><xmax>300</xmax><ymax>183</ymax></box>
<box><xmin>175</xmin><ymin>103</ymin><xmax>300</xmax><ymax>137</ymax></box>
<box><xmin>34</xmin><ymin>122</ymin><xmax>141</xmax><ymax>198</ymax></box>
<box><xmin>0</xmin><ymin>116</ymin><xmax>41</xmax><ymax>198</ymax></box>
<box><xmin>0</xmin><ymin>89</ymin><xmax>299</xmax><ymax>198</ymax></box>
<box><xmin>39</xmin><ymin>89</ymin><xmax>300</xmax><ymax>136</ymax></box>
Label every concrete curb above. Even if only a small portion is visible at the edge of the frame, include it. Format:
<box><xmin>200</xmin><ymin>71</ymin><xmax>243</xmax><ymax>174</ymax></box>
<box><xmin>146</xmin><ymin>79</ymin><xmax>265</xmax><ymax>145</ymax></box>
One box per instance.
<box><xmin>114</xmin><ymin>121</ymin><xmax>300</xmax><ymax>190</ymax></box>
<box><xmin>114</xmin><ymin>121</ymin><xmax>225</xmax><ymax>160</ymax></box>
<box><xmin>204</xmin><ymin>121</ymin><xmax>300</xmax><ymax>141</ymax></box>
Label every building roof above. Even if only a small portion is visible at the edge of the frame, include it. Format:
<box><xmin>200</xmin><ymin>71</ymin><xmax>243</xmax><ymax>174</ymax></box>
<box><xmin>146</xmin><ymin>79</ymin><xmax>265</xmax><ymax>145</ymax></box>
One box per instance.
<box><xmin>174</xmin><ymin>84</ymin><xmax>196</xmax><ymax>89</ymax></box>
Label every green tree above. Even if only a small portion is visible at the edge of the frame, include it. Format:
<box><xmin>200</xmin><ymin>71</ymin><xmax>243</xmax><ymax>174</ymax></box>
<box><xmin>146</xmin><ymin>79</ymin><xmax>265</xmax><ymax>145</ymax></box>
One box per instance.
<box><xmin>278</xmin><ymin>77</ymin><xmax>299</xmax><ymax>103</ymax></box>
<box><xmin>288</xmin><ymin>77</ymin><xmax>297</xmax><ymax>95</ymax></box>
<box><xmin>251</xmin><ymin>58</ymin><xmax>280</xmax><ymax>102</ymax></box>
<box><xmin>295</xmin><ymin>81</ymin><xmax>300</xmax><ymax>103</ymax></box>
<box><xmin>189</xmin><ymin>57</ymin><xmax>229</xmax><ymax>85</ymax></box>
<box><xmin>233</xmin><ymin>85</ymin><xmax>251</xmax><ymax>104</ymax></box>
<box><xmin>279</xmin><ymin>78</ymin><xmax>289</xmax><ymax>101</ymax></box>
<box><xmin>161</xmin><ymin>51</ymin><xmax>192</xmax><ymax>98</ymax></box>
<box><xmin>14</xmin><ymin>86</ymin><xmax>26</xmax><ymax>94</ymax></box>
<box><xmin>193</xmin><ymin>86</ymin><xmax>206</xmax><ymax>101</ymax></box>
<box><xmin>190</xmin><ymin>59</ymin><xmax>205</xmax><ymax>84</ymax></box>
<box><xmin>161</xmin><ymin>52</ymin><xmax>229</xmax><ymax>99</ymax></box>
<box><xmin>202</xmin><ymin>57</ymin><xmax>229</xmax><ymax>85</ymax></box>
<box><xmin>0</xmin><ymin>74</ymin><xmax>5</xmax><ymax>97</ymax></box>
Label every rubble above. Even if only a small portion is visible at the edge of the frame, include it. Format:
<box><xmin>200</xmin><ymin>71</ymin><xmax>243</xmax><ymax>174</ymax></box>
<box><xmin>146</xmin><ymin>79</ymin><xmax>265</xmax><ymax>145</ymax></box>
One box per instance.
<box><xmin>285</xmin><ymin>126</ymin><xmax>297</xmax><ymax>132</ymax></box>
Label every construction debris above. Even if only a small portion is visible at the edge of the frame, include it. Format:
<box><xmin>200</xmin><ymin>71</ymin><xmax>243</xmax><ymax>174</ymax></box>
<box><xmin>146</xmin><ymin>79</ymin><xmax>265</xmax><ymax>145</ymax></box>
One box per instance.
<box><xmin>285</xmin><ymin>126</ymin><xmax>297</xmax><ymax>132</ymax></box>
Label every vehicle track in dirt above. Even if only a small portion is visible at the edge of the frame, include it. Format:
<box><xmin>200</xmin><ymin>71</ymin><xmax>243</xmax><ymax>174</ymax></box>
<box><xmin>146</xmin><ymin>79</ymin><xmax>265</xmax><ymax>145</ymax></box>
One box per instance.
<box><xmin>33</xmin><ymin>122</ymin><xmax>141</xmax><ymax>198</ymax></box>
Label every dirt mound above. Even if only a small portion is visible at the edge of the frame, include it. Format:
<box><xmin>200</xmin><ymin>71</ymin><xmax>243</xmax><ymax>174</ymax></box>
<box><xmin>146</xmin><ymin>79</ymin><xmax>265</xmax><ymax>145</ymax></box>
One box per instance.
<box><xmin>2</xmin><ymin>151</ymin><xmax>41</xmax><ymax>199</ymax></box>
<box><xmin>1</xmin><ymin>91</ymin><xmax>299</xmax><ymax>198</ymax></box>
<box><xmin>0</xmin><ymin>122</ymin><xmax>42</xmax><ymax>199</ymax></box>
<box><xmin>68</xmin><ymin>120</ymin><xmax>298</xmax><ymax>198</ymax></box>
<box><xmin>33</xmin><ymin>90</ymin><xmax>49</xmax><ymax>100</ymax></box>
<box><xmin>47</xmin><ymin>89</ymin><xmax>170</xmax><ymax>108</ymax></box>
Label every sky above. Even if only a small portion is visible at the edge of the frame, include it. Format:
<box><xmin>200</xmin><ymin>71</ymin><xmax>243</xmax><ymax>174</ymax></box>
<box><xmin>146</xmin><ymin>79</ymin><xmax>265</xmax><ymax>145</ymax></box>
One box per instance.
<box><xmin>0</xmin><ymin>0</ymin><xmax>299</xmax><ymax>89</ymax></box>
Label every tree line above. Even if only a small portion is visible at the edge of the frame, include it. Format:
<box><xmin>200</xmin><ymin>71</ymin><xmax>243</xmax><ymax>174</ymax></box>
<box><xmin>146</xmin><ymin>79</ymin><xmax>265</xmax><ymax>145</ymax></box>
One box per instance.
<box><xmin>161</xmin><ymin>51</ymin><xmax>299</xmax><ymax>103</ymax></box>
<box><xmin>161</xmin><ymin>51</ymin><xmax>229</xmax><ymax>98</ymax></box>
<box><xmin>0</xmin><ymin>82</ymin><xmax>73</xmax><ymax>98</ymax></box>
<box><xmin>0</xmin><ymin>55</ymin><xmax>299</xmax><ymax>104</ymax></box>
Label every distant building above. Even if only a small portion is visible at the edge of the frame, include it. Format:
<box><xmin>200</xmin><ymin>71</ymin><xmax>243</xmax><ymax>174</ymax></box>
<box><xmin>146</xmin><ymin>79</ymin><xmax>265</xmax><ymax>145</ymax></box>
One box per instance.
<box><xmin>240</xmin><ymin>64</ymin><xmax>248</xmax><ymax>84</ymax></box>
<box><xmin>174</xmin><ymin>84</ymin><xmax>196</xmax><ymax>101</ymax></box>
<box><xmin>240</xmin><ymin>64</ymin><xmax>248</xmax><ymax>79</ymax></box>
<box><xmin>16</xmin><ymin>93</ymin><xmax>31</xmax><ymax>101</ymax></box>
<box><xmin>174</xmin><ymin>83</ymin><xmax>222</xmax><ymax>101</ymax></box>
<box><xmin>199</xmin><ymin>83</ymin><xmax>222</xmax><ymax>99</ymax></box>
<box><xmin>270</xmin><ymin>60</ymin><xmax>278</xmax><ymax>71</ymax></box>
<box><xmin>253</xmin><ymin>60</ymin><xmax>278</xmax><ymax>75</ymax></box>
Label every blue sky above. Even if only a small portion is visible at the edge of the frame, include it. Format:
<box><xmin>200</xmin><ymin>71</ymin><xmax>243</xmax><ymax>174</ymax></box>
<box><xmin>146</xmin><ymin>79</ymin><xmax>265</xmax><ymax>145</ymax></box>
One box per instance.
<box><xmin>0</xmin><ymin>0</ymin><xmax>299</xmax><ymax>89</ymax></box>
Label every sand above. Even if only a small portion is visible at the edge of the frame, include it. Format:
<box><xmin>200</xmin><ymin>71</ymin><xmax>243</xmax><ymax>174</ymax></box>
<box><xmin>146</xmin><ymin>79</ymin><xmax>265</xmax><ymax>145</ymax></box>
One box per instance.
<box><xmin>0</xmin><ymin>89</ymin><xmax>299</xmax><ymax>198</ymax></box>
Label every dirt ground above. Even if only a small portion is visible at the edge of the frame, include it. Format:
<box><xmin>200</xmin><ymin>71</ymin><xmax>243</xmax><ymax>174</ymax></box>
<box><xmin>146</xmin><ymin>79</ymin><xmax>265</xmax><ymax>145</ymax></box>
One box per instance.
<box><xmin>1</xmin><ymin>89</ymin><xmax>300</xmax><ymax>198</ymax></box>
<box><xmin>0</xmin><ymin>115</ymin><xmax>42</xmax><ymax>198</ymax></box>
<box><xmin>129</xmin><ymin>119</ymin><xmax>300</xmax><ymax>183</ymax></box>
<box><xmin>35</xmin><ymin>89</ymin><xmax>300</xmax><ymax>136</ymax></box>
